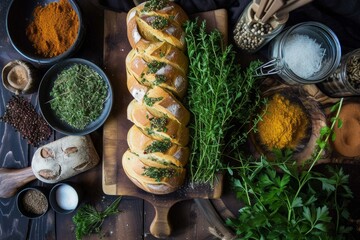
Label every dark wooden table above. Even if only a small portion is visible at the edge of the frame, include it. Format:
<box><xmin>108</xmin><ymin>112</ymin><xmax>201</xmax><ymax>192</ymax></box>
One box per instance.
<box><xmin>0</xmin><ymin>1</ymin><xmax>239</xmax><ymax>239</ymax></box>
<box><xmin>1</xmin><ymin>1</ymin><xmax>360</xmax><ymax>240</ymax></box>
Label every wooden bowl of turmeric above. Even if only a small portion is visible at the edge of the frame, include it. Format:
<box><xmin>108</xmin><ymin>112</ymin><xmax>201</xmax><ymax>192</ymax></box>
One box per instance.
<box><xmin>249</xmin><ymin>85</ymin><xmax>328</xmax><ymax>166</ymax></box>
<box><xmin>6</xmin><ymin>0</ymin><xmax>84</xmax><ymax>65</ymax></box>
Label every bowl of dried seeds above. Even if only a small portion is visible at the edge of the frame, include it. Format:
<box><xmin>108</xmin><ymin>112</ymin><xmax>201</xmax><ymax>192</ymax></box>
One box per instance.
<box><xmin>16</xmin><ymin>187</ymin><xmax>49</xmax><ymax>218</ymax></box>
<box><xmin>38</xmin><ymin>58</ymin><xmax>113</xmax><ymax>135</ymax></box>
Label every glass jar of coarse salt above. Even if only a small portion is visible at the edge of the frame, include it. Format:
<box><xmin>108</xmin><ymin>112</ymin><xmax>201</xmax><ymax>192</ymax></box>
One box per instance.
<box><xmin>255</xmin><ymin>22</ymin><xmax>341</xmax><ymax>85</ymax></box>
<box><xmin>317</xmin><ymin>49</ymin><xmax>360</xmax><ymax>97</ymax></box>
<box><xmin>233</xmin><ymin>2</ymin><xmax>288</xmax><ymax>53</ymax></box>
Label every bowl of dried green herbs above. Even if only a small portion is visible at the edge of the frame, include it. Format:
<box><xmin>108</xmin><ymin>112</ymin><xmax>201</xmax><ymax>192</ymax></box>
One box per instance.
<box><xmin>38</xmin><ymin>58</ymin><xmax>113</xmax><ymax>135</ymax></box>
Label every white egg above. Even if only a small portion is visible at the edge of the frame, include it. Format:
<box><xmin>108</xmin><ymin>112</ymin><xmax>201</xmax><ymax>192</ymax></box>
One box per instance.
<box><xmin>55</xmin><ymin>184</ymin><xmax>79</xmax><ymax>211</ymax></box>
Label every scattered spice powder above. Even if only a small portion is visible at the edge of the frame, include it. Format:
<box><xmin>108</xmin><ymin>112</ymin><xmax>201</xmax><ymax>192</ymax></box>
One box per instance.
<box><xmin>22</xmin><ymin>189</ymin><xmax>48</xmax><ymax>215</ymax></box>
<box><xmin>257</xmin><ymin>94</ymin><xmax>309</xmax><ymax>150</ymax></box>
<box><xmin>26</xmin><ymin>0</ymin><xmax>80</xmax><ymax>57</ymax></box>
<box><xmin>0</xmin><ymin>96</ymin><xmax>52</xmax><ymax>146</ymax></box>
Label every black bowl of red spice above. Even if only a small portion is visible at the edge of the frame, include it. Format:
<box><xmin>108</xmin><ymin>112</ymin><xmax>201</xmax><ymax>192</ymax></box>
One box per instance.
<box><xmin>6</xmin><ymin>0</ymin><xmax>85</xmax><ymax>65</ymax></box>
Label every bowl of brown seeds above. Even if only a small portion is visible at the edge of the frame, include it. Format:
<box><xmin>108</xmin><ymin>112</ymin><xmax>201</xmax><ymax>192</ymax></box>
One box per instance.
<box><xmin>16</xmin><ymin>187</ymin><xmax>49</xmax><ymax>219</ymax></box>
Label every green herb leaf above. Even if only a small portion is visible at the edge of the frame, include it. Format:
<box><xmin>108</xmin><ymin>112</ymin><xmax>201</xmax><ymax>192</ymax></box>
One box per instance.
<box><xmin>227</xmin><ymin>166</ymin><xmax>233</xmax><ymax>176</ymax></box>
<box><xmin>73</xmin><ymin>197</ymin><xmax>122</xmax><ymax>240</ymax></box>
<box><xmin>337</xmin><ymin>118</ymin><xmax>343</xmax><ymax>128</ymax></box>
<box><xmin>331</xmin><ymin>132</ymin><xmax>336</xmax><ymax>142</ymax></box>
<box><xmin>330</xmin><ymin>101</ymin><xmax>340</xmax><ymax>112</ymax></box>
<box><xmin>291</xmin><ymin>197</ymin><xmax>303</xmax><ymax>208</ymax></box>
<box><xmin>320</xmin><ymin>126</ymin><xmax>330</xmax><ymax>136</ymax></box>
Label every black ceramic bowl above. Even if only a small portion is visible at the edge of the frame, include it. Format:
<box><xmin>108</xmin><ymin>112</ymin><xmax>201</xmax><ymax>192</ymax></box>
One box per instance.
<box><xmin>6</xmin><ymin>0</ymin><xmax>85</xmax><ymax>65</ymax></box>
<box><xmin>38</xmin><ymin>58</ymin><xmax>113</xmax><ymax>135</ymax></box>
<box><xmin>16</xmin><ymin>187</ymin><xmax>49</xmax><ymax>219</ymax></box>
<box><xmin>49</xmin><ymin>183</ymin><xmax>80</xmax><ymax>214</ymax></box>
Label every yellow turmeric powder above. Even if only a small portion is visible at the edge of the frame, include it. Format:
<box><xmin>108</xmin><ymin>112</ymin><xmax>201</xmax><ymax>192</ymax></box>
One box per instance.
<box><xmin>26</xmin><ymin>0</ymin><xmax>79</xmax><ymax>57</ymax></box>
<box><xmin>258</xmin><ymin>93</ymin><xmax>309</xmax><ymax>150</ymax></box>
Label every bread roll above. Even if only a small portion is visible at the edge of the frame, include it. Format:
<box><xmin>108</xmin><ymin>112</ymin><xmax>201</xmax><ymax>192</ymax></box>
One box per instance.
<box><xmin>127</xmin><ymin>73</ymin><xmax>190</xmax><ymax>126</ymax></box>
<box><xmin>127</xmin><ymin>125</ymin><xmax>189</xmax><ymax>166</ymax></box>
<box><xmin>127</xmin><ymin>99</ymin><xmax>189</xmax><ymax>146</ymax></box>
<box><xmin>122</xmin><ymin>150</ymin><xmax>186</xmax><ymax>194</ymax></box>
<box><xmin>126</xmin><ymin>1</ymin><xmax>188</xmax><ymax>51</ymax></box>
<box><xmin>126</xmin><ymin>48</ymin><xmax>187</xmax><ymax>98</ymax></box>
<box><xmin>124</xmin><ymin>0</ymin><xmax>189</xmax><ymax>194</ymax></box>
<box><xmin>32</xmin><ymin>135</ymin><xmax>99</xmax><ymax>183</ymax></box>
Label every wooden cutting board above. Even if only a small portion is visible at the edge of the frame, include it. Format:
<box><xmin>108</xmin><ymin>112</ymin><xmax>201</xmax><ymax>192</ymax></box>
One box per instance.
<box><xmin>102</xmin><ymin>9</ymin><xmax>228</xmax><ymax>238</ymax></box>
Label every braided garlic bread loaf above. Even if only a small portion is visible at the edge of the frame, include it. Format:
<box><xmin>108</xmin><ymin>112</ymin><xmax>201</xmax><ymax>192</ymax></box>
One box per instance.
<box><xmin>123</xmin><ymin>0</ymin><xmax>189</xmax><ymax>194</ymax></box>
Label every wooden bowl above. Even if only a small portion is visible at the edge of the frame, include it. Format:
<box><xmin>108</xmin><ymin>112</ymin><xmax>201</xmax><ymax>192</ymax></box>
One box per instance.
<box><xmin>249</xmin><ymin>85</ymin><xmax>329</xmax><ymax>166</ymax></box>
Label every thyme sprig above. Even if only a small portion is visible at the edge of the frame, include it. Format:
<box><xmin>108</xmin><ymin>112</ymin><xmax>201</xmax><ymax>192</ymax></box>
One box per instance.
<box><xmin>185</xmin><ymin>19</ymin><xmax>262</xmax><ymax>184</ymax></box>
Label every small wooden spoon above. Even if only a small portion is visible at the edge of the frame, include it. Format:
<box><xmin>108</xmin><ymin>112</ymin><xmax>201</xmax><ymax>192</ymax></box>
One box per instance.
<box><xmin>255</xmin><ymin>0</ymin><xmax>270</xmax><ymax>19</ymax></box>
<box><xmin>261</xmin><ymin>0</ymin><xmax>284</xmax><ymax>23</ymax></box>
<box><xmin>0</xmin><ymin>167</ymin><xmax>36</xmax><ymax>198</ymax></box>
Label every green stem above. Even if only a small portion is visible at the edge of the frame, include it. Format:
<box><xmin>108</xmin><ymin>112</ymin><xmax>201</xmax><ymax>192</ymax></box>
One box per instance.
<box><xmin>288</xmin><ymin>98</ymin><xmax>343</xmax><ymax>222</ymax></box>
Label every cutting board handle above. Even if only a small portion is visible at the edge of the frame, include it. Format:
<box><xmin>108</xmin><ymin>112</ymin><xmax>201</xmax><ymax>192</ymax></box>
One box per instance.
<box><xmin>0</xmin><ymin>167</ymin><xmax>36</xmax><ymax>198</ymax></box>
<box><xmin>150</xmin><ymin>202</ymin><xmax>174</xmax><ymax>238</ymax></box>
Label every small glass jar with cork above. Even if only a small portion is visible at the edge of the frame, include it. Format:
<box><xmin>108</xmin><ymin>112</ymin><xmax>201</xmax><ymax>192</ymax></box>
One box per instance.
<box><xmin>317</xmin><ymin>49</ymin><xmax>360</xmax><ymax>97</ymax></box>
<box><xmin>233</xmin><ymin>2</ymin><xmax>288</xmax><ymax>53</ymax></box>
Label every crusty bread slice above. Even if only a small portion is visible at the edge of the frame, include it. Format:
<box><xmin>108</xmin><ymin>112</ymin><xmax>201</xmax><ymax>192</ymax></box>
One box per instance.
<box><xmin>126</xmin><ymin>2</ymin><xmax>188</xmax><ymax>52</ymax></box>
<box><xmin>144</xmin><ymin>86</ymin><xmax>190</xmax><ymax>126</ymax></box>
<box><xmin>127</xmin><ymin>125</ymin><xmax>189</xmax><ymax>167</ymax></box>
<box><xmin>127</xmin><ymin>99</ymin><xmax>189</xmax><ymax>146</ymax></box>
<box><xmin>122</xmin><ymin>149</ymin><xmax>186</xmax><ymax>194</ymax></box>
<box><xmin>141</xmin><ymin>41</ymin><xmax>188</xmax><ymax>74</ymax></box>
<box><xmin>126</xmin><ymin>49</ymin><xmax>187</xmax><ymax>98</ymax></box>
<box><xmin>127</xmin><ymin>74</ymin><xmax>190</xmax><ymax>126</ymax></box>
<box><xmin>136</xmin><ymin>2</ymin><xmax>188</xmax><ymax>27</ymax></box>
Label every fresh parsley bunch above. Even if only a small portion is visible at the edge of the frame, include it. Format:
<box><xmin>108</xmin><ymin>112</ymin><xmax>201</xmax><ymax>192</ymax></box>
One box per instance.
<box><xmin>227</xmin><ymin>99</ymin><xmax>355</xmax><ymax>239</ymax></box>
<box><xmin>227</xmin><ymin>154</ymin><xmax>353</xmax><ymax>239</ymax></box>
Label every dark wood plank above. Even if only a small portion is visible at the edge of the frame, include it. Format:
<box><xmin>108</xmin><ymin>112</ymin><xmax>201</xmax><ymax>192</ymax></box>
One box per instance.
<box><xmin>0</xmin><ymin>9</ymin><xmax>56</xmax><ymax>235</ymax></box>
<box><xmin>97</xmin><ymin>196</ymin><xmax>144</xmax><ymax>240</ymax></box>
<box><xmin>0</xmin><ymin>1</ymin><xmax>108</xmax><ymax>239</ymax></box>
